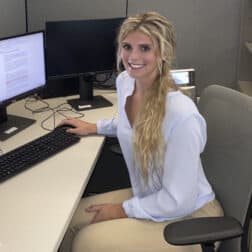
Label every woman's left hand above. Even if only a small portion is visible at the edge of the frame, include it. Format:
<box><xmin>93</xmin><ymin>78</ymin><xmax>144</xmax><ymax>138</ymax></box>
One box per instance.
<box><xmin>85</xmin><ymin>203</ymin><xmax>127</xmax><ymax>224</ymax></box>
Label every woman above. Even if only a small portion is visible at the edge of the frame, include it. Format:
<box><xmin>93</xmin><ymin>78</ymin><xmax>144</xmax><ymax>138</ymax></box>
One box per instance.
<box><xmin>59</xmin><ymin>11</ymin><xmax>223</xmax><ymax>252</ymax></box>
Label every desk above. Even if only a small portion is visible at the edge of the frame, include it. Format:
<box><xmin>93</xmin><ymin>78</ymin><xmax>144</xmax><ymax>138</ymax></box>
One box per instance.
<box><xmin>0</xmin><ymin>90</ymin><xmax>117</xmax><ymax>252</ymax></box>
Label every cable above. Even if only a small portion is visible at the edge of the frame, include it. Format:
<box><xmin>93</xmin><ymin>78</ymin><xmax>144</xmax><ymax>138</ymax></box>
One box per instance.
<box><xmin>24</xmin><ymin>95</ymin><xmax>84</xmax><ymax>131</ymax></box>
<box><xmin>24</xmin><ymin>0</ymin><xmax>28</xmax><ymax>32</ymax></box>
<box><xmin>92</xmin><ymin>71</ymin><xmax>117</xmax><ymax>90</ymax></box>
<box><xmin>24</xmin><ymin>95</ymin><xmax>51</xmax><ymax>113</ymax></box>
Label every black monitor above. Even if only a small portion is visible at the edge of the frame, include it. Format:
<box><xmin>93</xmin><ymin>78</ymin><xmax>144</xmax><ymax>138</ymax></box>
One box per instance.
<box><xmin>46</xmin><ymin>17</ymin><xmax>124</xmax><ymax>111</ymax></box>
<box><xmin>0</xmin><ymin>31</ymin><xmax>46</xmax><ymax>141</ymax></box>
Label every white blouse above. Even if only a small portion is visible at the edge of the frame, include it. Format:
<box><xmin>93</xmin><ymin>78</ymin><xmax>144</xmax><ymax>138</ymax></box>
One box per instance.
<box><xmin>97</xmin><ymin>71</ymin><xmax>214</xmax><ymax>222</ymax></box>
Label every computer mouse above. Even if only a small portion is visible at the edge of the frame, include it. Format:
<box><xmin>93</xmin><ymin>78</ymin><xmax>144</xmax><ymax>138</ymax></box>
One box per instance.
<box><xmin>56</xmin><ymin>124</ymin><xmax>76</xmax><ymax>131</ymax></box>
<box><xmin>55</xmin><ymin>124</ymin><xmax>80</xmax><ymax>138</ymax></box>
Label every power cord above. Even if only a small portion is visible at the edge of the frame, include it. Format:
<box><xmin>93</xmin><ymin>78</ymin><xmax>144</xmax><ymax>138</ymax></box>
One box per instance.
<box><xmin>24</xmin><ymin>95</ymin><xmax>84</xmax><ymax>131</ymax></box>
<box><xmin>92</xmin><ymin>71</ymin><xmax>117</xmax><ymax>90</ymax></box>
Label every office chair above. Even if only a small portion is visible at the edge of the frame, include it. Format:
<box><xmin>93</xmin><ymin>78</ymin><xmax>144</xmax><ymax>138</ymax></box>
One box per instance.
<box><xmin>164</xmin><ymin>85</ymin><xmax>252</xmax><ymax>252</ymax></box>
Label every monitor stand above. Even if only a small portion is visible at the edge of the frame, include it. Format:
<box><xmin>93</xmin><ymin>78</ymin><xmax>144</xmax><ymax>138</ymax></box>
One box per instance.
<box><xmin>68</xmin><ymin>75</ymin><xmax>113</xmax><ymax>111</ymax></box>
<box><xmin>0</xmin><ymin>107</ymin><xmax>35</xmax><ymax>141</ymax></box>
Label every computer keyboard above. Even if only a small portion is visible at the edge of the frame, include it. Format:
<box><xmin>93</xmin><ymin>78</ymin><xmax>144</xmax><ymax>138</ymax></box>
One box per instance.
<box><xmin>0</xmin><ymin>126</ymin><xmax>81</xmax><ymax>183</ymax></box>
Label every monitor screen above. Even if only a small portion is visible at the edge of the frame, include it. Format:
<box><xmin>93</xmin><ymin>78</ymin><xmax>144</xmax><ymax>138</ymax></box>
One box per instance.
<box><xmin>0</xmin><ymin>31</ymin><xmax>46</xmax><ymax>141</ymax></box>
<box><xmin>170</xmin><ymin>68</ymin><xmax>195</xmax><ymax>85</ymax></box>
<box><xmin>46</xmin><ymin>17</ymin><xmax>124</xmax><ymax>111</ymax></box>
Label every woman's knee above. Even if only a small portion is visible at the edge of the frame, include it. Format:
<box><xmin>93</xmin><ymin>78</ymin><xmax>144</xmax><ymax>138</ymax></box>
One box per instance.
<box><xmin>72</xmin><ymin>224</ymin><xmax>109</xmax><ymax>252</ymax></box>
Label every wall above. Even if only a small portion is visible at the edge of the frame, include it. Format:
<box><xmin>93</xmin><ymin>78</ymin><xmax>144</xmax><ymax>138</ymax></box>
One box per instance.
<box><xmin>237</xmin><ymin>0</ymin><xmax>252</xmax><ymax>95</ymax></box>
<box><xmin>238</xmin><ymin>0</ymin><xmax>252</xmax><ymax>81</ymax></box>
<box><xmin>0</xmin><ymin>0</ymin><xmax>26</xmax><ymax>37</ymax></box>
<box><xmin>128</xmin><ymin>0</ymin><xmax>242</xmax><ymax>94</ymax></box>
<box><xmin>27</xmin><ymin>0</ymin><xmax>126</xmax><ymax>31</ymax></box>
<box><xmin>0</xmin><ymin>0</ymin><xmax>243</xmax><ymax>94</ymax></box>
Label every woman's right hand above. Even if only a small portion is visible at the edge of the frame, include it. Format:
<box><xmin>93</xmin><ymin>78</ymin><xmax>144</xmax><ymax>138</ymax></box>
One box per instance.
<box><xmin>58</xmin><ymin>117</ymin><xmax>97</xmax><ymax>136</ymax></box>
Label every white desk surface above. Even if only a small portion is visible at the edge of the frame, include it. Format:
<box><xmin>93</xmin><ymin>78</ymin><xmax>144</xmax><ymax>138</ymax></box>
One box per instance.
<box><xmin>0</xmin><ymin>90</ymin><xmax>117</xmax><ymax>252</ymax></box>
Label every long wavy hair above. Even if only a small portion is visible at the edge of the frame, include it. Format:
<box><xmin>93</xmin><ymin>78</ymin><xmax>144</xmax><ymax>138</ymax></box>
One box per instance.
<box><xmin>116</xmin><ymin>12</ymin><xmax>178</xmax><ymax>181</ymax></box>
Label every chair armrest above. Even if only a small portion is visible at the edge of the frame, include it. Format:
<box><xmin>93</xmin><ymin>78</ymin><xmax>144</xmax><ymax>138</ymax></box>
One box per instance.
<box><xmin>163</xmin><ymin>216</ymin><xmax>243</xmax><ymax>246</ymax></box>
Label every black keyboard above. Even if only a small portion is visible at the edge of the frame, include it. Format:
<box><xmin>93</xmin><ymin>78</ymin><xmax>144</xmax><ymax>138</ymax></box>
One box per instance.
<box><xmin>0</xmin><ymin>126</ymin><xmax>80</xmax><ymax>183</ymax></box>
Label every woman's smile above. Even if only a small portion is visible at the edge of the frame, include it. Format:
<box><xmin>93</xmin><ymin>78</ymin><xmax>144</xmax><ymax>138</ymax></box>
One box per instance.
<box><xmin>120</xmin><ymin>31</ymin><xmax>158</xmax><ymax>84</ymax></box>
<box><xmin>128</xmin><ymin>62</ymin><xmax>145</xmax><ymax>70</ymax></box>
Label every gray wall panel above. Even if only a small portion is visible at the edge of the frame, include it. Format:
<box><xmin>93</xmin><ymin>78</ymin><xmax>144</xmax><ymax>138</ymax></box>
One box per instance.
<box><xmin>0</xmin><ymin>0</ymin><xmax>26</xmax><ymax>38</ymax></box>
<box><xmin>238</xmin><ymin>0</ymin><xmax>252</xmax><ymax>81</ymax></box>
<box><xmin>128</xmin><ymin>0</ymin><xmax>242</xmax><ymax>94</ymax></box>
<box><xmin>27</xmin><ymin>0</ymin><xmax>126</xmax><ymax>31</ymax></box>
<box><xmin>4</xmin><ymin>0</ymin><xmax>242</xmax><ymax>94</ymax></box>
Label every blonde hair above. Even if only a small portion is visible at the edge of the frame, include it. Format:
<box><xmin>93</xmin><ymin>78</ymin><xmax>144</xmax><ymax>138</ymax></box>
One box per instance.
<box><xmin>117</xmin><ymin>12</ymin><xmax>177</xmax><ymax>180</ymax></box>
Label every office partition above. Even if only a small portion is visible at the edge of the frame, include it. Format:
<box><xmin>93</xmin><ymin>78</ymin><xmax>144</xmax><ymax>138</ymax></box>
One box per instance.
<box><xmin>0</xmin><ymin>0</ymin><xmax>26</xmax><ymax>38</ymax></box>
<box><xmin>1</xmin><ymin>0</ymin><xmax>243</xmax><ymax>94</ymax></box>
<box><xmin>27</xmin><ymin>0</ymin><xmax>126</xmax><ymax>31</ymax></box>
<box><xmin>128</xmin><ymin>0</ymin><xmax>242</xmax><ymax>94</ymax></box>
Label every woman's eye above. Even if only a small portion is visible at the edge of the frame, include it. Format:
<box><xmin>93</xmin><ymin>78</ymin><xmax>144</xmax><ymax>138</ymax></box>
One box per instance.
<box><xmin>141</xmin><ymin>45</ymin><xmax>151</xmax><ymax>52</ymax></box>
<box><xmin>122</xmin><ymin>44</ymin><xmax>131</xmax><ymax>50</ymax></box>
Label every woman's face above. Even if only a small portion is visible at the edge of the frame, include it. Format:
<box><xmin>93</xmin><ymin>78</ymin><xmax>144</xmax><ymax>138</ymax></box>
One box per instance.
<box><xmin>120</xmin><ymin>31</ymin><xmax>159</xmax><ymax>84</ymax></box>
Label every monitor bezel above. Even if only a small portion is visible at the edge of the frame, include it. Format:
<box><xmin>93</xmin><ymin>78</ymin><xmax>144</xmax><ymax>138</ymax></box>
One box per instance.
<box><xmin>0</xmin><ymin>30</ymin><xmax>47</xmax><ymax>108</ymax></box>
<box><xmin>45</xmin><ymin>17</ymin><xmax>125</xmax><ymax>110</ymax></box>
<box><xmin>45</xmin><ymin>17</ymin><xmax>124</xmax><ymax>79</ymax></box>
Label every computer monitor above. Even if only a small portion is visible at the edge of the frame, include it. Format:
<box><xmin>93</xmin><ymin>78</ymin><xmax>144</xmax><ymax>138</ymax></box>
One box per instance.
<box><xmin>0</xmin><ymin>31</ymin><xmax>46</xmax><ymax>141</ymax></box>
<box><xmin>170</xmin><ymin>68</ymin><xmax>195</xmax><ymax>85</ymax></box>
<box><xmin>46</xmin><ymin>17</ymin><xmax>124</xmax><ymax>111</ymax></box>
